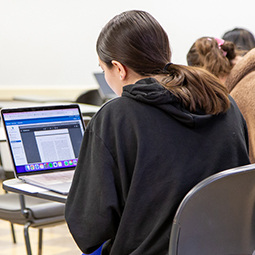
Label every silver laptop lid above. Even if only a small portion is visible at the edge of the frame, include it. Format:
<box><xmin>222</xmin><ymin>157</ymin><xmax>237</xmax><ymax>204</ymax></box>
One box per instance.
<box><xmin>1</xmin><ymin>104</ymin><xmax>85</xmax><ymax>177</ymax></box>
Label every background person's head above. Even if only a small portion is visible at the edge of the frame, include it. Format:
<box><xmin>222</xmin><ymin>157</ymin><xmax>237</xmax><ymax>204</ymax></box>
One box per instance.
<box><xmin>96</xmin><ymin>10</ymin><xmax>171</xmax><ymax>93</ymax></box>
<box><xmin>186</xmin><ymin>37</ymin><xmax>236</xmax><ymax>82</ymax></box>
<box><xmin>222</xmin><ymin>28</ymin><xmax>255</xmax><ymax>54</ymax></box>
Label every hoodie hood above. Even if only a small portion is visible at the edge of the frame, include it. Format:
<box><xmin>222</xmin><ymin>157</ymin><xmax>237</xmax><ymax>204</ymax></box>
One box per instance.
<box><xmin>122</xmin><ymin>78</ymin><xmax>215</xmax><ymax>128</ymax></box>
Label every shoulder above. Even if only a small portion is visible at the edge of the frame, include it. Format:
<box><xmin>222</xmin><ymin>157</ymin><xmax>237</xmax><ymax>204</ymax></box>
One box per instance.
<box><xmin>95</xmin><ymin>96</ymin><xmax>135</xmax><ymax>115</ymax></box>
<box><xmin>226</xmin><ymin>48</ymin><xmax>255</xmax><ymax>92</ymax></box>
<box><xmin>87</xmin><ymin>96</ymin><xmax>137</xmax><ymax>131</ymax></box>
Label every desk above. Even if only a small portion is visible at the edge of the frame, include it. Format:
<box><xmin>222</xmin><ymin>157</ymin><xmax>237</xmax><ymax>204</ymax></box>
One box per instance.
<box><xmin>2</xmin><ymin>179</ymin><xmax>67</xmax><ymax>203</ymax></box>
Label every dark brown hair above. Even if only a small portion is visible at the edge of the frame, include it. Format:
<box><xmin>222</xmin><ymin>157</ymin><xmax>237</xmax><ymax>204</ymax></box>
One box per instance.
<box><xmin>97</xmin><ymin>11</ymin><xmax>230</xmax><ymax>114</ymax></box>
<box><xmin>187</xmin><ymin>37</ymin><xmax>236</xmax><ymax>79</ymax></box>
<box><xmin>162</xmin><ymin>64</ymin><xmax>230</xmax><ymax>114</ymax></box>
<box><xmin>222</xmin><ymin>28</ymin><xmax>255</xmax><ymax>54</ymax></box>
<box><xmin>96</xmin><ymin>10</ymin><xmax>170</xmax><ymax>75</ymax></box>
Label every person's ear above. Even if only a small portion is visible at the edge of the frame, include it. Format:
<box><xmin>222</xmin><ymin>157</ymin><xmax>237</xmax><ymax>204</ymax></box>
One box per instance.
<box><xmin>111</xmin><ymin>60</ymin><xmax>127</xmax><ymax>80</ymax></box>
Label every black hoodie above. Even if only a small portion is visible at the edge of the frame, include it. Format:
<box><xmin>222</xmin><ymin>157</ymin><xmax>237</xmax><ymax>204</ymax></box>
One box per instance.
<box><xmin>65</xmin><ymin>78</ymin><xmax>250</xmax><ymax>255</ymax></box>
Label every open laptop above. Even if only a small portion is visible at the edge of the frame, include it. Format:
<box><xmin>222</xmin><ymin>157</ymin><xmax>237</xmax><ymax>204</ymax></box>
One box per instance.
<box><xmin>1</xmin><ymin>104</ymin><xmax>85</xmax><ymax>195</ymax></box>
<box><xmin>93</xmin><ymin>72</ymin><xmax>117</xmax><ymax>100</ymax></box>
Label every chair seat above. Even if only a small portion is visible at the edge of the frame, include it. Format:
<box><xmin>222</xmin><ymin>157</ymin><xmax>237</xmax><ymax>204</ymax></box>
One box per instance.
<box><xmin>0</xmin><ymin>190</ymin><xmax>66</xmax><ymax>254</ymax></box>
<box><xmin>0</xmin><ymin>193</ymin><xmax>65</xmax><ymax>225</ymax></box>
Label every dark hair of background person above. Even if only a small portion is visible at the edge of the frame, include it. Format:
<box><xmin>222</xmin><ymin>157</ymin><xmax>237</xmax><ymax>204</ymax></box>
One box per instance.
<box><xmin>96</xmin><ymin>11</ymin><xmax>230</xmax><ymax>115</ymax></box>
<box><xmin>222</xmin><ymin>28</ymin><xmax>255</xmax><ymax>54</ymax></box>
<box><xmin>187</xmin><ymin>37</ymin><xmax>236</xmax><ymax>79</ymax></box>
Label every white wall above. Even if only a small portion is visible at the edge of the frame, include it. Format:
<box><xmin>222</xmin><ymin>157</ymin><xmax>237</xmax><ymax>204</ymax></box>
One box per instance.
<box><xmin>0</xmin><ymin>0</ymin><xmax>254</xmax><ymax>91</ymax></box>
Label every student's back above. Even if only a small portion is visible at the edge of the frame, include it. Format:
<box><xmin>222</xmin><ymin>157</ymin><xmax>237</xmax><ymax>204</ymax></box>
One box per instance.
<box><xmin>65</xmin><ymin>11</ymin><xmax>250</xmax><ymax>255</ymax></box>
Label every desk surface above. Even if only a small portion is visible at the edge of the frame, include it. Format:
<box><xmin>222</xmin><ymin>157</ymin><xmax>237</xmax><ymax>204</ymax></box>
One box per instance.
<box><xmin>3</xmin><ymin>178</ymin><xmax>67</xmax><ymax>203</ymax></box>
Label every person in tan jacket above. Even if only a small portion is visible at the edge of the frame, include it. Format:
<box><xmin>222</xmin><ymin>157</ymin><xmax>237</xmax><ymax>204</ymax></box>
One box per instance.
<box><xmin>187</xmin><ymin>37</ymin><xmax>255</xmax><ymax>163</ymax></box>
<box><xmin>225</xmin><ymin>48</ymin><xmax>255</xmax><ymax>163</ymax></box>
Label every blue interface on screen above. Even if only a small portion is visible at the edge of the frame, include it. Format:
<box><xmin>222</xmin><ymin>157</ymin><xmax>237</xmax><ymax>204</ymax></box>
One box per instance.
<box><xmin>3</xmin><ymin>108</ymin><xmax>84</xmax><ymax>174</ymax></box>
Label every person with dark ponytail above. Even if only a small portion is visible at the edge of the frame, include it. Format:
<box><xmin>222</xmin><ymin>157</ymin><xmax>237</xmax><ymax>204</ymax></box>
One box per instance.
<box><xmin>65</xmin><ymin>10</ymin><xmax>250</xmax><ymax>255</ymax></box>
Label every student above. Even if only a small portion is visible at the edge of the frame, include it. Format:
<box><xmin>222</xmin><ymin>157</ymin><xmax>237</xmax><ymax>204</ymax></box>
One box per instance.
<box><xmin>187</xmin><ymin>36</ymin><xmax>255</xmax><ymax>163</ymax></box>
<box><xmin>186</xmin><ymin>37</ymin><xmax>238</xmax><ymax>83</ymax></box>
<box><xmin>222</xmin><ymin>27</ymin><xmax>255</xmax><ymax>54</ymax></box>
<box><xmin>225</xmin><ymin>48</ymin><xmax>255</xmax><ymax>163</ymax></box>
<box><xmin>65</xmin><ymin>10</ymin><xmax>250</xmax><ymax>255</ymax></box>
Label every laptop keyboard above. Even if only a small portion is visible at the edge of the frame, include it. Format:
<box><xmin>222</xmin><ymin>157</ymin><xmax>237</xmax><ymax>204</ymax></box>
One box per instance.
<box><xmin>21</xmin><ymin>171</ymin><xmax>74</xmax><ymax>185</ymax></box>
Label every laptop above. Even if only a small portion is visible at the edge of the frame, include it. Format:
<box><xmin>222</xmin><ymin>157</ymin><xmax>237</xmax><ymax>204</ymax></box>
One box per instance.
<box><xmin>93</xmin><ymin>72</ymin><xmax>117</xmax><ymax>100</ymax></box>
<box><xmin>1</xmin><ymin>104</ymin><xmax>85</xmax><ymax>195</ymax></box>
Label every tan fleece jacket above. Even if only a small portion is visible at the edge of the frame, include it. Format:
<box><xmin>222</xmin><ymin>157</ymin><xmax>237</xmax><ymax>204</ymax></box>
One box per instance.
<box><xmin>226</xmin><ymin>48</ymin><xmax>255</xmax><ymax>163</ymax></box>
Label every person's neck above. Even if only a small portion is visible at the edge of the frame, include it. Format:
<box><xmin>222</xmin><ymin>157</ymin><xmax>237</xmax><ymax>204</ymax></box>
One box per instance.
<box><xmin>124</xmin><ymin>70</ymin><xmax>148</xmax><ymax>85</ymax></box>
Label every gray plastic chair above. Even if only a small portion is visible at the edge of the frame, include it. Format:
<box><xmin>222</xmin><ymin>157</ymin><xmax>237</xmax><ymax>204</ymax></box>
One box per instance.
<box><xmin>0</xmin><ymin>192</ymin><xmax>65</xmax><ymax>255</ymax></box>
<box><xmin>76</xmin><ymin>89</ymin><xmax>104</xmax><ymax>106</ymax></box>
<box><xmin>169</xmin><ymin>163</ymin><xmax>255</xmax><ymax>255</ymax></box>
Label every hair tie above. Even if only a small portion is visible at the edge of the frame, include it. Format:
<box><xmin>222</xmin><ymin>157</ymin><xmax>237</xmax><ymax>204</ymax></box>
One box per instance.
<box><xmin>163</xmin><ymin>62</ymin><xmax>173</xmax><ymax>71</ymax></box>
<box><xmin>214</xmin><ymin>38</ymin><xmax>227</xmax><ymax>56</ymax></box>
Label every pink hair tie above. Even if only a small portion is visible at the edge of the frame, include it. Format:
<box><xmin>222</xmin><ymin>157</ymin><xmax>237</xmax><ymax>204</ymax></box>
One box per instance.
<box><xmin>214</xmin><ymin>38</ymin><xmax>227</xmax><ymax>57</ymax></box>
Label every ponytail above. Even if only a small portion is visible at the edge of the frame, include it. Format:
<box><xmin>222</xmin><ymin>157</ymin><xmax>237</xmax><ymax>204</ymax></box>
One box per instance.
<box><xmin>161</xmin><ymin>64</ymin><xmax>230</xmax><ymax>115</ymax></box>
<box><xmin>97</xmin><ymin>11</ymin><xmax>230</xmax><ymax>115</ymax></box>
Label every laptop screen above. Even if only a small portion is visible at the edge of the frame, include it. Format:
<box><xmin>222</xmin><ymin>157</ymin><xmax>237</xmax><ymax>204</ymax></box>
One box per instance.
<box><xmin>1</xmin><ymin>104</ymin><xmax>85</xmax><ymax>176</ymax></box>
<box><xmin>93</xmin><ymin>72</ymin><xmax>117</xmax><ymax>99</ymax></box>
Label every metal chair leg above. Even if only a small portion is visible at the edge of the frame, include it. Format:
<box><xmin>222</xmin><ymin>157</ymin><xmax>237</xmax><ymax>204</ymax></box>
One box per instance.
<box><xmin>38</xmin><ymin>229</ymin><xmax>43</xmax><ymax>255</ymax></box>
<box><xmin>10</xmin><ymin>223</ymin><xmax>16</xmax><ymax>243</ymax></box>
<box><xmin>24</xmin><ymin>222</ymin><xmax>32</xmax><ymax>255</ymax></box>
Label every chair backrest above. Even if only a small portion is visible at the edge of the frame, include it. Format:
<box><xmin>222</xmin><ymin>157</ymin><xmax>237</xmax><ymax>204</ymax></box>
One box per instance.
<box><xmin>169</xmin><ymin>163</ymin><xmax>255</xmax><ymax>255</ymax></box>
<box><xmin>76</xmin><ymin>89</ymin><xmax>104</xmax><ymax>106</ymax></box>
